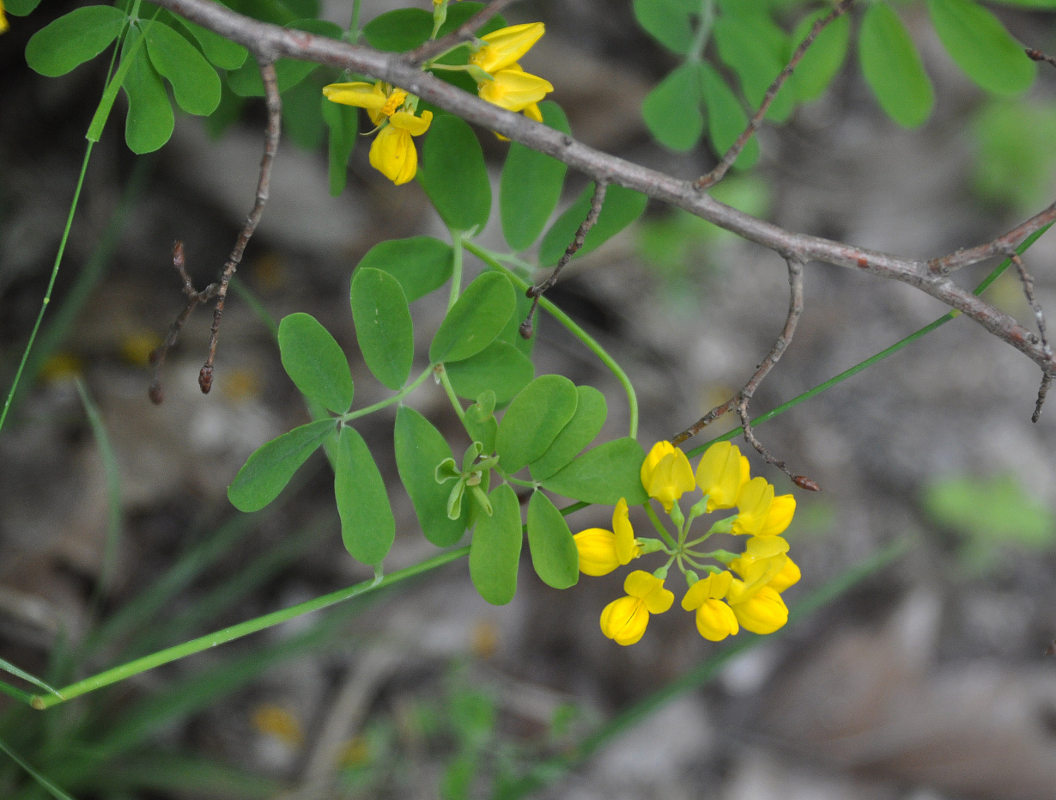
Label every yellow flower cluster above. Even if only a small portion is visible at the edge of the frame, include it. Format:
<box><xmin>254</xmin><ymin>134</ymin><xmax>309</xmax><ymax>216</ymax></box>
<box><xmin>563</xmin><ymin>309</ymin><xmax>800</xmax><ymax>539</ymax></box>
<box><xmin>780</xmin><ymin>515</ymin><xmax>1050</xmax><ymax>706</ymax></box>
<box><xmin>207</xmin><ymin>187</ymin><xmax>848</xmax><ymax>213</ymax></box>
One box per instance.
<box><xmin>469</xmin><ymin>22</ymin><xmax>553</xmax><ymax>125</ymax></box>
<box><xmin>574</xmin><ymin>441</ymin><xmax>799</xmax><ymax>646</ymax></box>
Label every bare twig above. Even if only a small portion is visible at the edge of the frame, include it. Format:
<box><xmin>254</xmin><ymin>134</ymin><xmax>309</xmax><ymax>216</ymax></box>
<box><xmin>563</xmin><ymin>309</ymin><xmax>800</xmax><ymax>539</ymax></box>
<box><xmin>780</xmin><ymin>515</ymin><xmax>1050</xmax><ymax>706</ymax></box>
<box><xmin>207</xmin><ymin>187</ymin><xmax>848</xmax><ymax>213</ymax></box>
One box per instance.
<box><xmin>1010</xmin><ymin>251</ymin><xmax>1055</xmax><ymax>421</ymax></box>
<box><xmin>153</xmin><ymin>0</ymin><xmax>1056</xmax><ymax>388</ymax></box>
<box><xmin>697</xmin><ymin>0</ymin><xmax>855</xmax><ymax>190</ymax></box>
<box><xmin>673</xmin><ymin>256</ymin><xmax>818</xmax><ymax>489</ymax></box>
<box><xmin>1026</xmin><ymin>48</ymin><xmax>1056</xmax><ymax>69</ymax></box>
<box><xmin>199</xmin><ymin>59</ymin><xmax>281</xmax><ymax>394</ymax></box>
<box><xmin>406</xmin><ymin>0</ymin><xmax>518</xmax><ymax>66</ymax></box>
<box><xmin>520</xmin><ymin>181</ymin><xmax>607</xmax><ymax>339</ymax></box>
<box><xmin>148</xmin><ymin>241</ymin><xmax>218</xmax><ymax>404</ymax></box>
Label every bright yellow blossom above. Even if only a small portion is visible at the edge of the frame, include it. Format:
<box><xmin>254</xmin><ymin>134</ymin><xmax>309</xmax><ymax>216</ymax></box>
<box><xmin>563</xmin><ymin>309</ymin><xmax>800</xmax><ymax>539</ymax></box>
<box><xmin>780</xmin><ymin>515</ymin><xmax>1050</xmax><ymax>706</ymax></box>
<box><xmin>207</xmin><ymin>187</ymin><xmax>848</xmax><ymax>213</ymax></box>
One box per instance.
<box><xmin>731</xmin><ymin>477</ymin><xmax>795</xmax><ymax>536</ymax></box>
<box><xmin>640</xmin><ymin>441</ymin><xmax>696</xmax><ymax>511</ymax></box>
<box><xmin>681</xmin><ymin>571</ymin><xmax>739</xmax><ymax>641</ymax></box>
<box><xmin>600</xmin><ymin>570</ymin><xmax>674</xmax><ymax>645</ymax></box>
<box><xmin>573</xmin><ymin>498</ymin><xmax>640</xmax><ymax>576</ymax></box>
<box><xmin>0</xmin><ymin>0</ymin><xmax>8</xmax><ymax>34</ymax></box>
<box><xmin>727</xmin><ymin>582</ymin><xmax>789</xmax><ymax>634</ymax></box>
<box><xmin>322</xmin><ymin>81</ymin><xmax>432</xmax><ymax>185</ymax></box>
<box><xmin>471</xmin><ymin>23</ymin><xmax>545</xmax><ymax>73</ymax></box>
<box><xmin>695</xmin><ymin>440</ymin><xmax>749</xmax><ymax>512</ymax></box>
<box><xmin>729</xmin><ymin>535</ymin><xmax>790</xmax><ymax>594</ymax></box>
<box><xmin>470</xmin><ymin>23</ymin><xmax>553</xmax><ymax>123</ymax></box>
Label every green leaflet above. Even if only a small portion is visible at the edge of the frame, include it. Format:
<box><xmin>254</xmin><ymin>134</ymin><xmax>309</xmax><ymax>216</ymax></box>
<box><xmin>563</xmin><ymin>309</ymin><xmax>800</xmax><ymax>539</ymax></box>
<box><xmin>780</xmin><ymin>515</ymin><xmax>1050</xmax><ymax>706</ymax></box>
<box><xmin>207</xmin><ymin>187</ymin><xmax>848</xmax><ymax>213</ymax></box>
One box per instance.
<box><xmin>791</xmin><ymin>10</ymin><xmax>850</xmax><ymax>103</ymax></box>
<box><xmin>527</xmin><ymin>491</ymin><xmax>578</xmax><ymax>589</ymax></box>
<box><xmin>121</xmin><ymin>28</ymin><xmax>175</xmax><ymax>154</ymax></box>
<box><xmin>419</xmin><ymin>115</ymin><xmax>492</xmax><ymax>233</ymax></box>
<box><xmin>362</xmin><ymin>8</ymin><xmax>433</xmax><ymax>51</ymax></box>
<box><xmin>699</xmin><ymin>63</ymin><xmax>760</xmax><ymax>170</ymax></box>
<box><xmin>429</xmin><ymin>272</ymin><xmax>516</xmax><ymax>363</ymax></box>
<box><xmin>25</xmin><ymin>5</ymin><xmax>126</xmax><ymax>77</ymax></box>
<box><xmin>495</xmin><ymin>375</ymin><xmax>579</xmax><ymax>475</ymax></box>
<box><xmin>355</xmin><ymin>237</ymin><xmax>453</xmax><ymax>302</ymax></box>
<box><xmin>540</xmin><ymin>438</ymin><xmax>649</xmax><ymax>505</ymax></box>
<box><xmin>632</xmin><ymin>0</ymin><xmax>699</xmax><ymax>55</ymax></box>
<box><xmin>394</xmin><ymin>406</ymin><xmax>468</xmax><ymax>547</ymax></box>
<box><xmin>323</xmin><ymin>96</ymin><xmax>359</xmax><ymax>197</ymax></box>
<box><xmin>538</xmin><ymin>184</ymin><xmax>648</xmax><ymax>267</ymax></box>
<box><xmin>713</xmin><ymin>11</ymin><xmax>796</xmax><ymax>123</ymax></box>
<box><xmin>469</xmin><ymin>484</ymin><xmax>523</xmax><ymax>605</ymax></box>
<box><xmin>144</xmin><ymin>22</ymin><xmax>221</xmax><ymax>116</ymax></box>
<box><xmin>859</xmin><ymin>3</ymin><xmax>934</xmax><ymax>128</ymax></box>
<box><xmin>642</xmin><ymin>62</ymin><xmax>705</xmax><ymax>152</ymax></box>
<box><xmin>173</xmin><ymin>17</ymin><xmax>248</xmax><ymax>70</ymax></box>
<box><xmin>927</xmin><ymin>0</ymin><xmax>1035</xmax><ymax>95</ymax></box>
<box><xmin>282</xmin><ymin>80</ymin><xmax>326</xmax><ymax>150</ymax></box>
<box><xmin>445</xmin><ymin>340</ymin><xmax>535</xmax><ymax>405</ymax></box>
<box><xmin>350</xmin><ymin>268</ymin><xmax>414</xmax><ymax>390</ymax></box>
<box><xmin>334</xmin><ymin>426</ymin><xmax>396</xmax><ymax>566</ymax></box>
<box><xmin>500</xmin><ymin>101</ymin><xmax>570</xmax><ymax>251</ymax></box>
<box><xmin>278</xmin><ymin>313</ymin><xmax>355</xmax><ymax>414</ymax></box>
<box><xmin>227</xmin><ymin>419</ymin><xmax>335</xmax><ymax>512</ymax></box>
<box><xmin>529</xmin><ymin>385</ymin><xmax>607</xmax><ymax>481</ymax></box>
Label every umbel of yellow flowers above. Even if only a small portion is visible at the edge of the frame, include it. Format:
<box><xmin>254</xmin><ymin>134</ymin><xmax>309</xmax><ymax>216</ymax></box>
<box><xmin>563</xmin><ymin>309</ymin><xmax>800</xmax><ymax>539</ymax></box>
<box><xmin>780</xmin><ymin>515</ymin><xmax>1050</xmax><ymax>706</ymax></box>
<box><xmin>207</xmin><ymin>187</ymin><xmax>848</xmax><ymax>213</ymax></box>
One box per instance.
<box><xmin>321</xmin><ymin>22</ymin><xmax>552</xmax><ymax>185</ymax></box>
<box><xmin>574</xmin><ymin>440</ymin><xmax>799</xmax><ymax>646</ymax></box>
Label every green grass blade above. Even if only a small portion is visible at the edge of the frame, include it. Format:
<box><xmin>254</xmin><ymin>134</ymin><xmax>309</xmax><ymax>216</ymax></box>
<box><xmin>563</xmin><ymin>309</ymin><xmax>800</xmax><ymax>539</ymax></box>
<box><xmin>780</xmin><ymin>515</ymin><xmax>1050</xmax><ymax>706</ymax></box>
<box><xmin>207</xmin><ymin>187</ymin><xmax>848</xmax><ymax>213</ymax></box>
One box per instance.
<box><xmin>0</xmin><ymin>736</ymin><xmax>77</xmax><ymax>800</ymax></box>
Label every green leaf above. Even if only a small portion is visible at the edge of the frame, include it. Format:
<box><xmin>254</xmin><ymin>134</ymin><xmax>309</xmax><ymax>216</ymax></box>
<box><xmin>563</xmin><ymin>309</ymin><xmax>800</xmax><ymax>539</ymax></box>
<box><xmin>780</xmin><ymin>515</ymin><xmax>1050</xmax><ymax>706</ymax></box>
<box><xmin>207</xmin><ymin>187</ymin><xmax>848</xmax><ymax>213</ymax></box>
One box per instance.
<box><xmin>363</xmin><ymin>8</ymin><xmax>433</xmax><ymax>51</ymax></box>
<box><xmin>419</xmin><ymin>115</ymin><xmax>492</xmax><ymax>233</ymax></box>
<box><xmin>445</xmin><ymin>341</ymin><xmax>535</xmax><ymax>405</ymax></box>
<box><xmin>226</xmin><ymin>19</ymin><xmax>340</xmax><ymax>96</ymax></box>
<box><xmin>927</xmin><ymin>0</ymin><xmax>1035</xmax><ymax>95</ymax></box>
<box><xmin>632</xmin><ymin>0</ymin><xmax>699</xmax><ymax>55</ymax></box>
<box><xmin>714</xmin><ymin>11</ymin><xmax>796</xmax><ymax>123</ymax></box>
<box><xmin>699</xmin><ymin>63</ymin><xmax>760</xmax><ymax>169</ymax></box>
<box><xmin>469</xmin><ymin>484</ymin><xmax>523</xmax><ymax>605</ymax></box>
<box><xmin>122</xmin><ymin>29</ymin><xmax>175</xmax><ymax>154</ymax></box>
<box><xmin>791</xmin><ymin>9</ymin><xmax>851</xmax><ymax>103</ymax></box>
<box><xmin>227</xmin><ymin>419</ymin><xmax>334</xmax><ymax>511</ymax></box>
<box><xmin>495</xmin><ymin>375</ymin><xmax>579</xmax><ymax>474</ymax></box>
<box><xmin>971</xmin><ymin>98</ymin><xmax>1056</xmax><ymax>212</ymax></box>
<box><xmin>538</xmin><ymin>184</ymin><xmax>649</xmax><ymax>267</ymax></box>
<box><xmin>540</xmin><ymin>437</ymin><xmax>648</xmax><ymax>505</ymax></box>
<box><xmin>350</xmin><ymin>268</ymin><xmax>414</xmax><ymax>390</ymax></box>
<box><xmin>145</xmin><ymin>22</ymin><xmax>221</xmax><ymax>116</ymax></box>
<box><xmin>334</xmin><ymin>426</ymin><xmax>395</xmax><ymax>565</ymax></box>
<box><xmin>323</xmin><ymin>95</ymin><xmax>359</xmax><ymax>196</ymax></box>
<box><xmin>465</xmin><ymin>392</ymin><xmax>498</xmax><ymax>456</ymax></box>
<box><xmin>6</xmin><ymin>0</ymin><xmax>44</xmax><ymax>14</ymax></box>
<box><xmin>642</xmin><ymin>62</ymin><xmax>704</xmax><ymax>151</ymax></box>
<box><xmin>529</xmin><ymin>385</ymin><xmax>607</xmax><ymax>481</ymax></box>
<box><xmin>394</xmin><ymin>406</ymin><xmax>468</xmax><ymax>547</ymax></box>
<box><xmin>859</xmin><ymin>3</ymin><xmax>934</xmax><ymax>127</ymax></box>
<box><xmin>500</xmin><ymin>101</ymin><xmax>570</xmax><ymax>251</ymax></box>
<box><xmin>429</xmin><ymin>272</ymin><xmax>517</xmax><ymax>363</ymax></box>
<box><xmin>25</xmin><ymin>6</ymin><xmax>126</xmax><ymax>77</ymax></box>
<box><xmin>527</xmin><ymin>491</ymin><xmax>578</xmax><ymax>589</ymax></box>
<box><xmin>355</xmin><ymin>237</ymin><xmax>453</xmax><ymax>302</ymax></box>
<box><xmin>282</xmin><ymin>79</ymin><xmax>326</xmax><ymax>150</ymax></box>
<box><xmin>174</xmin><ymin>17</ymin><xmax>248</xmax><ymax>70</ymax></box>
<box><xmin>278</xmin><ymin>312</ymin><xmax>355</xmax><ymax>414</ymax></box>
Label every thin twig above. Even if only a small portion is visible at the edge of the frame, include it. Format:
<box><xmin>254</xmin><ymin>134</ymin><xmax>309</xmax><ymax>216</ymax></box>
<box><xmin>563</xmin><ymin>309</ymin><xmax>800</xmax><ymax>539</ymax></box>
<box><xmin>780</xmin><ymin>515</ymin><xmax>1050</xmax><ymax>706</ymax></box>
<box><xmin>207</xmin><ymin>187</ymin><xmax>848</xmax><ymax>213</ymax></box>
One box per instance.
<box><xmin>198</xmin><ymin>59</ymin><xmax>281</xmax><ymax>394</ymax></box>
<box><xmin>697</xmin><ymin>0</ymin><xmax>855</xmax><ymax>190</ymax></box>
<box><xmin>673</xmin><ymin>256</ymin><xmax>819</xmax><ymax>490</ymax></box>
<box><xmin>407</xmin><ymin>0</ymin><xmax>518</xmax><ymax>66</ymax></box>
<box><xmin>1010</xmin><ymin>251</ymin><xmax>1055</xmax><ymax>421</ymax></box>
<box><xmin>520</xmin><ymin>181</ymin><xmax>607</xmax><ymax>339</ymax></box>
<box><xmin>148</xmin><ymin>241</ymin><xmax>218</xmax><ymax>404</ymax></box>
<box><xmin>1026</xmin><ymin>48</ymin><xmax>1056</xmax><ymax>68</ymax></box>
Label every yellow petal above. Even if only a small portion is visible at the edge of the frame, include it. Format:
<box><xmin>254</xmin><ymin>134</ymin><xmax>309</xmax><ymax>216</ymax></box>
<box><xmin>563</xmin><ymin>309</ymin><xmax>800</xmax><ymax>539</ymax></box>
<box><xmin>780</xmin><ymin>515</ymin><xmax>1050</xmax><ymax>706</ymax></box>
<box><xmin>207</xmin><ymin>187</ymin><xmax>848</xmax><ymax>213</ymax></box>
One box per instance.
<box><xmin>695</xmin><ymin>599</ymin><xmax>739</xmax><ymax>641</ymax></box>
<box><xmin>731</xmin><ymin>477</ymin><xmax>774</xmax><ymax>535</ymax></box>
<box><xmin>612</xmin><ymin>498</ymin><xmax>640</xmax><ymax>564</ymax></box>
<box><xmin>696</xmin><ymin>441</ymin><xmax>750</xmax><ymax>512</ymax></box>
<box><xmin>323</xmin><ymin>81</ymin><xmax>386</xmax><ymax>111</ymax></box>
<box><xmin>600</xmin><ymin>595</ymin><xmax>649</xmax><ymax>645</ymax></box>
<box><xmin>471</xmin><ymin>22</ymin><xmax>545</xmax><ymax>74</ymax></box>
<box><xmin>478</xmin><ymin>67</ymin><xmax>553</xmax><ymax>112</ymax></box>
<box><xmin>369</xmin><ymin>124</ymin><xmax>418</xmax><ymax>185</ymax></box>
<box><xmin>390</xmin><ymin>108</ymin><xmax>433</xmax><ymax>136</ymax></box>
<box><xmin>573</xmin><ymin>528</ymin><xmax>620</xmax><ymax>576</ymax></box>
<box><xmin>758</xmin><ymin>493</ymin><xmax>796</xmax><ymax>536</ymax></box>
<box><xmin>730</xmin><ymin>586</ymin><xmax>788</xmax><ymax>634</ymax></box>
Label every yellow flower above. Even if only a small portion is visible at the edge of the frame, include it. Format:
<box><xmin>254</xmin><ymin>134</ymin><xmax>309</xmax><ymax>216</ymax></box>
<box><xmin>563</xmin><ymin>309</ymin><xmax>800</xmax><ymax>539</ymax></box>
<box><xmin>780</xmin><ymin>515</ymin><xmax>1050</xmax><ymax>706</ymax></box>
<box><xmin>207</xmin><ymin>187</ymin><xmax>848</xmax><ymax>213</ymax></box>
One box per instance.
<box><xmin>322</xmin><ymin>81</ymin><xmax>432</xmax><ymax>185</ymax></box>
<box><xmin>0</xmin><ymin>0</ymin><xmax>8</xmax><ymax>34</ymax></box>
<box><xmin>731</xmin><ymin>477</ymin><xmax>795</xmax><ymax>536</ymax></box>
<box><xmin>681</xmin><ymin>571</ymin><xmax>739</xmax><ymax>641</ymax></box>
<box><xmin>694</xmin><ymin>441</ymin><xmax>749</xmax><ymax>512</ymax></box>
<box><xmin>600</xmin><ymin>570</ymin><xmax>674</xmax><ymax>646</ymax></box>
<box><xmin>573</xmin><ymin>498</ymin><xmax>640</xmax><ymax>576</ymax></box>
<box><xmin>640</xmin><ymin>441</ymin><xmax>696</xmax><ymax>512</ymax></box>
<box><xmin>470</xmin><ymin>23</ymin><xmax>545</xmax><ymax>74</ymax></box>
<box><xmin>727</xmin><ymin>582</ymin><xmax>789</xmax><ymax>635</ymax></box>
<box><xmin>729</xmin><ymin>535</ymin><xmax>790</xmax><ymax>595</ymax></box>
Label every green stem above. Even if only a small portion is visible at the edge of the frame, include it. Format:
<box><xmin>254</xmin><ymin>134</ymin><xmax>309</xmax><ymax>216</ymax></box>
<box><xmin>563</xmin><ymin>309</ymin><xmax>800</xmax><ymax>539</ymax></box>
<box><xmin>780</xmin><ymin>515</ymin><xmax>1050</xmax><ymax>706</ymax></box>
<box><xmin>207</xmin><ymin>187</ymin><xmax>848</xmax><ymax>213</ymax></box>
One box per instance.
<box><xmin>0</xmin><ymin>141</ymin><xmax>94</xmax><ymax>434</ymax></box>
<box><xmin>433</xmin><ymin>362</ymin><xmax>468</xmax><ymax>427</ymax></box>
<box><xmin>463</xmin><ymin>240</ymin><xmax>640</xmax><ymax>438</ymax></box>
<box><xmin>448</xmin><ymin>231</ymin><xmax>465</xmax><ymax>310</ymax></box>
<box><xmin>341</xmin><ymin>364</ymin><xmax>436</xmax><ymax>423</ymax></box>
<box><xmin>643</xmin><ymin>503</ymin><xmax>676</xmax><ymax>549</ymax></box>
<box><xmin>28</xmin><ymin>546</ymin><xmax>470</xmax><ymax>710</ymax></box>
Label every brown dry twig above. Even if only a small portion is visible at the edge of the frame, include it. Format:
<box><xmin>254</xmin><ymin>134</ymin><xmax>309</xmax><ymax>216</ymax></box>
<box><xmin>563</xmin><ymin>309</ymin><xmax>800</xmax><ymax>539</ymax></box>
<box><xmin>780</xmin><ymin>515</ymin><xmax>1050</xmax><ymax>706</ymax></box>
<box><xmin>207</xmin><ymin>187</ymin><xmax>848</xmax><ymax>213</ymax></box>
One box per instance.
<box><xmin>697</xmin><ymin>0</ymin><xmax>855</xmax><ymax>190</ymax></box>
<box><xmin>520</xmin><ymin>181</ymin><xmax>607</xmax><ymax>339</ymax></box>
<box><xmin>1010</xmin><ymin>251</ymin><xmax>1055</xmax><ymax>421</ymax></box>
<box><xmin>1026</xmin><ymin>48</ymin><xmax>1056</xmax><ymax>69</ymax></box>
<box><xmin>150</xmin><ymin>59</ymin><xmax>281</xmax><ymax>401</ymax></box>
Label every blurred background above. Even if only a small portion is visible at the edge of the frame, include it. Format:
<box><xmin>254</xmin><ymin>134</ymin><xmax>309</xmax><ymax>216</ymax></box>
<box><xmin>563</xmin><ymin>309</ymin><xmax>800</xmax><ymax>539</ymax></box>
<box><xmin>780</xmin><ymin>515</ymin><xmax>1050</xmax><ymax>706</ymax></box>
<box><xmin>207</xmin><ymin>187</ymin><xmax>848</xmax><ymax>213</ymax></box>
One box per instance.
<box><xmin>2</xmin><ymin>1</ymin><xmax>1056</xmax><ymax>798</ymax></box>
